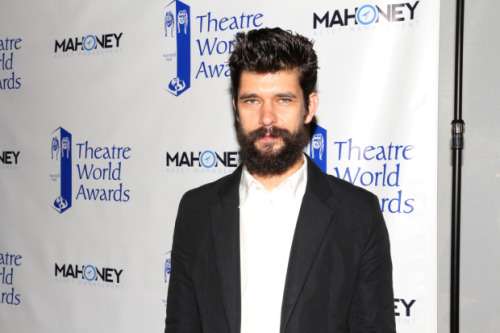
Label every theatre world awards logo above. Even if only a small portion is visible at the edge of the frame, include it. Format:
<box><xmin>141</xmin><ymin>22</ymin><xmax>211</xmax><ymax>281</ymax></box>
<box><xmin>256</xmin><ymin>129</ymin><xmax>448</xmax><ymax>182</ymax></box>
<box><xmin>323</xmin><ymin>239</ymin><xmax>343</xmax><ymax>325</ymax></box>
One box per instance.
<box><xmin>50</xmin><ymin>127</ymin><xmax>72</xmax><ymax>213</ymax></box>
<box><xmin>49</xmin><ymin>127</ymin><xmax>132</xmax><ymax>214</ymax></box>
<box><xmin>163</xmin><ymin>0</ymin><xmax>191</xmax><ymax>96</ymax></box>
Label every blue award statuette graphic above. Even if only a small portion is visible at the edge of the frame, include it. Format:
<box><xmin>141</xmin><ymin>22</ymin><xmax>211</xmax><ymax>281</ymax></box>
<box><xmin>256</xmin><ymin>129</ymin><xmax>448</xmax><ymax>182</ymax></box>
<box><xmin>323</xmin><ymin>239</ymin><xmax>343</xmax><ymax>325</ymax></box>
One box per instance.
<box><xmin>50</xmin><ymin>127</ymin><xmax>72</xmax><ymax>213</ymax></box>
<box><xmin>164</xmin><ymin>0</ymin><xmax>191</xmax><ymax>96</ymax></box>
<box><xmin>164</xmin><ymin>251</ymin><xmax>172</xmax><ymax>284</ymax></box>
<box><xmin>162</xmin><ymin>250</ymin><xmax>172</xmax><ymax>306</ymax></box>
<box><xmin>308</xmin><ymin>123</ymin><xmax>327</xmax><ymax>172</ymax></box>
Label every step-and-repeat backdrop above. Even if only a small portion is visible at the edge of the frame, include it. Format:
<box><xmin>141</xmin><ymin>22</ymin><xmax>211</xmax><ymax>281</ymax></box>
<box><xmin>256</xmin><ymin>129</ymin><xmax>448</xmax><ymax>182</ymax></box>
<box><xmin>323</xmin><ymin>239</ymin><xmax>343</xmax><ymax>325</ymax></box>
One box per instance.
<box><xmin>1</xmin><ymin>1</ymin><xmax>438</xmax><ymax>332</ymax></box>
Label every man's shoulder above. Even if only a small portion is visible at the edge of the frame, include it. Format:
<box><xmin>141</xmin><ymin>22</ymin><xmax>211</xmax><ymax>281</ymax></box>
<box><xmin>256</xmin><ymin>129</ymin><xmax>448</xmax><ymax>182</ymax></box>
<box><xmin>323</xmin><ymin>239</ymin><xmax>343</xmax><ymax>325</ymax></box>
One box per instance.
<box><xmin>179</xmin><ymin>168</ymin><xmax>241</xmax><ymax>207</ymax></box>
<box><xmin>307</xmin><ymin>159</ymin><xmax>379</xmax><ymax>210</ymax></box>
<box><xmin>308</xmin><ymin>164</ymin><xmax>385</xmax><ymax>233</ymax></box>
<box><xmin>326</xmin><ymin>172</ymin><xmax>375</xmax><ymax>198</ymax></box>
<box><xmin>309</xmin><ymin>157</ymin><xmax>375</xmax><ymax>194</ymax></box>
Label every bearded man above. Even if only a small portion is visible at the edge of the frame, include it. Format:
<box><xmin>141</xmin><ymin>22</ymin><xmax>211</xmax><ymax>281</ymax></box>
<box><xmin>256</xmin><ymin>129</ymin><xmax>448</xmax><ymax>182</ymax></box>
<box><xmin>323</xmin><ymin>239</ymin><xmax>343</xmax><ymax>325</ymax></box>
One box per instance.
<box><xmin>165</xmin><ymin>27</ymin><xmax>396</xmax><ymax>333</ymax></box>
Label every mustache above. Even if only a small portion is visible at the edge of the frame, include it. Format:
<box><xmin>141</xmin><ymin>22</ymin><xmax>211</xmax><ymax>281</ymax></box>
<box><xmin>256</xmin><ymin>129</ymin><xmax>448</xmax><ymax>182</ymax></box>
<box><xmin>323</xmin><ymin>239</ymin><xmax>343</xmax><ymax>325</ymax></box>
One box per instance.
<box><xmin>246</xmin><ymin>126</ymin><xmax>292</xmax><ymax>142</ymax></box>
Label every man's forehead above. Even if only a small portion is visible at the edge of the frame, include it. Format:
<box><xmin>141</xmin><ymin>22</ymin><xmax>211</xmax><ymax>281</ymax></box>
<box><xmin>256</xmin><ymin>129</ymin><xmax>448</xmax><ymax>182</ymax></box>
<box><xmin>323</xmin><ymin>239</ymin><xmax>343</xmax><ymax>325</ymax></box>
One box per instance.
<box><xmin>238</xmin><ymin>69</ymin><xmax>301</xmax><ymax>95</ymax></box>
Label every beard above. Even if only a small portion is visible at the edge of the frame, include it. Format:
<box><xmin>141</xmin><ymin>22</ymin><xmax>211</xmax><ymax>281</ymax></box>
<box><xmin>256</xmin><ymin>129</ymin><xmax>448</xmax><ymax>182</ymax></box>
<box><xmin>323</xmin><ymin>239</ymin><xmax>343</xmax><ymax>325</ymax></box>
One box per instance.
<box><xmin>236</xmin><ymin>122</ymin><xmax>311</xmax><ymax>176</ymax></box>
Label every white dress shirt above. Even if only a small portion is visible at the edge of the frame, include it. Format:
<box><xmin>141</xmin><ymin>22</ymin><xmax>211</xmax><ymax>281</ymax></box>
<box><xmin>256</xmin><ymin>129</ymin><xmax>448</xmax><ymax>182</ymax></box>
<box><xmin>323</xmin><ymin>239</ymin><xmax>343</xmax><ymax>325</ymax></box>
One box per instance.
<box><xmin>239</xmin><ymin>156</ymin><xmax>307</xmax><ymax>333</ymax></box>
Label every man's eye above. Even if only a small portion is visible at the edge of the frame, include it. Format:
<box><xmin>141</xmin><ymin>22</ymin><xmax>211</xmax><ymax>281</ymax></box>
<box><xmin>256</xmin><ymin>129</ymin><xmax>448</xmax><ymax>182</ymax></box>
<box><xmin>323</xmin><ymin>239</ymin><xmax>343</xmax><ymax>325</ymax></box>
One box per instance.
<box><xmin>245</xmin><ymin>99</ymin><xmax>258</xmax><ymax>104</ymax></box>
<box><xmin>278</xmin><ymin>98</ymin><xmax>291</xmax><ymax>104</ymax></box>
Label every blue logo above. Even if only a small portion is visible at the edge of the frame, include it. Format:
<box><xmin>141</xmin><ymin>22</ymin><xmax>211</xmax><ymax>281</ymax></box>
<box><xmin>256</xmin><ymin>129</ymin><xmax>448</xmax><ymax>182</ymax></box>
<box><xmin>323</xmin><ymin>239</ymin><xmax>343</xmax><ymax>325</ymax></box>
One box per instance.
<box><xmin>164</xmin><ymin>0</ymin><xmax>191</xmax><ymax>96</ymax></box>
<box><xmin>50</xmin><ymin>127</ymin><xmax>72</xmax><ymax>213</ymax></box>
<box><xmin>83</xmin><ymin>265</ymin><xmax>97</xmax><ymax>281</ymax></box>
<box><xmin>163</xmin><ymin>250</ymin><xmax>172</xmax><ymax>306</ymax></box>
<box><xmin>200</xmin><ymin>150</ymin><xmax>216</xmax><ymax>168</ymax></box>
<box><xmin>356</xmin><ymin>5</ymin><xmax>377</xmax><ymax>25</ymax></box>
<box><xmin>83</xmin><ymin>35</ymin><xmax>97</xmax><ymax>51</ymax></box>
<box><xmin>308</xmin><ymin>124</ymin><xmax>327</xmax><ymax>172</ymax></box>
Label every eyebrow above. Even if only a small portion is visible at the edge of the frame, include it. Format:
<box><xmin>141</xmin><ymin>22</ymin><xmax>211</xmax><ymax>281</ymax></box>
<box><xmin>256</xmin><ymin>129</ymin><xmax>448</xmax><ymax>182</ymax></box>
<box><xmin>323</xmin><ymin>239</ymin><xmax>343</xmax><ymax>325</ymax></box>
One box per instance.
<box><xmin>275</xmin><ymin>92</ymin><xmax>298</xmax><ymax>99</ymax></box>
<box><xmin>239</xmin><ymin>93</ymin><xmax>258</xmax><ymax>100</ymax></box>
<box><xmin>238</xmin><ymin>92</ymin><xmax>298</xmax><ymax>100</ymax></box>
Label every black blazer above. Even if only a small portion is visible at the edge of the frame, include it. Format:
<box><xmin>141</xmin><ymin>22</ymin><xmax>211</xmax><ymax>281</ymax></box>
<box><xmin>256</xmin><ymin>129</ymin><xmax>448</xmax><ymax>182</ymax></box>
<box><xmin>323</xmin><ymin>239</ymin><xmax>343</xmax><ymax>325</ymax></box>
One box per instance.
<box><xmin>166</xmin><ymin>156</ymin><xmax>396</xmax><ymax>333</ymax></box>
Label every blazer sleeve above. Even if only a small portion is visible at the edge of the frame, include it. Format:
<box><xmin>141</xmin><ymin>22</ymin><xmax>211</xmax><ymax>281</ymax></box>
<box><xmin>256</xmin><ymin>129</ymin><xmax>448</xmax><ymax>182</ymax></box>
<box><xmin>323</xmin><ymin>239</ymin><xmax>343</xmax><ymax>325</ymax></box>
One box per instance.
<box><xmin>165</xmin><ymin>194</ymin><xmax>202</xmax><ymax>333</ymax></box>
<box><xmin>348</xmin><ymin>195</ymin><xmax>396</xmax><ymax>332</ymax></box>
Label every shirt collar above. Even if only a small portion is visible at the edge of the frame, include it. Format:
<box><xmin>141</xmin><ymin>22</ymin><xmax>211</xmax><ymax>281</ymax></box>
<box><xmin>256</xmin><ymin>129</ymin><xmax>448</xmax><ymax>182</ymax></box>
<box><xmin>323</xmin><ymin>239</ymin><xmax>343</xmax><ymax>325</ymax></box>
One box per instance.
<box><xmin>239</xmin><ymin>154</ymin><xmax>308</xmax><ymax>206</ymax></box>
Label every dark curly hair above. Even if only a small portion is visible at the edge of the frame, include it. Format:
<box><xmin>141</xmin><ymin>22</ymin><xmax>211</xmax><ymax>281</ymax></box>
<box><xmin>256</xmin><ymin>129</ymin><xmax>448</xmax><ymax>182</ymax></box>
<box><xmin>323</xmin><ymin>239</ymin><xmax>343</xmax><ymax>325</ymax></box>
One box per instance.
<box><xmin>228</xmin><ymin>27</ymin><xmax>318</xmax><ymax>112</ymax></box>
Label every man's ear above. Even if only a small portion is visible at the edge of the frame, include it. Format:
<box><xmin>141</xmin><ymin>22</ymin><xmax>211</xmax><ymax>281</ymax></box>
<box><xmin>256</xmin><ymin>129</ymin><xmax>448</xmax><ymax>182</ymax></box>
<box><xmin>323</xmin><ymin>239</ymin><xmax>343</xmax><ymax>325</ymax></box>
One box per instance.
<box><xmin>304</xmin><ymin>92</ymin><xmax>319</xmax><ymax>124</ymax></box>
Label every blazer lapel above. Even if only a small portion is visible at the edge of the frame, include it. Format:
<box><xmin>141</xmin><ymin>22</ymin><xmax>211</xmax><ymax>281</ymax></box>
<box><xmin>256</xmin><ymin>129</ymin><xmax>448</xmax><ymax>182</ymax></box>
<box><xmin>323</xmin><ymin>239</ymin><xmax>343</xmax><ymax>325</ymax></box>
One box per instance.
<box><xmin>280</xmin><ymin>159</ymin><xmax>337</xmax><ymax>332</ymax></box>
<box><xmin>209</xmin><ymin>168</ymin><xmax>242</xmax><ymax>333</ymax></box>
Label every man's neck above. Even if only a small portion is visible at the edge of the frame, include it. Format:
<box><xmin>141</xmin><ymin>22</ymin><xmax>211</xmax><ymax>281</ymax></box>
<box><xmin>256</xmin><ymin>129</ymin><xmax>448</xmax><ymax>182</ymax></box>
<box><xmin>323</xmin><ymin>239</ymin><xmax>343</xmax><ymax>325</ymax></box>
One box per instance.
<box><xmin>249</xmin><ymin>156</ymin><xmax>305</xmax><ymax>191</ymax></box>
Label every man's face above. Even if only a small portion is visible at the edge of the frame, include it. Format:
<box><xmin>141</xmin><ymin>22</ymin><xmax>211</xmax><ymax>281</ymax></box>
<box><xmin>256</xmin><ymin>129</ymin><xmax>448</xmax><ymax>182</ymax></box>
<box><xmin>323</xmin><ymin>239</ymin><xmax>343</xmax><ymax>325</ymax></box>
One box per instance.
<box><xmin>234</xmin><ymin>70</ymin><xmax>318</xmax><ymax>175</ymax></box>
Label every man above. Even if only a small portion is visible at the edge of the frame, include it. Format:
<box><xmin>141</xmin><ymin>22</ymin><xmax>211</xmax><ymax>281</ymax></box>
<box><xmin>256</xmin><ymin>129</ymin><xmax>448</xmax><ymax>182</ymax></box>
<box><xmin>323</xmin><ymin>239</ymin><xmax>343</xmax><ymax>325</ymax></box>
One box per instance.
<box><xmin>165</xmin><ymin>28</ymin><xmax>395</xmax><ymax>333</ymax></box>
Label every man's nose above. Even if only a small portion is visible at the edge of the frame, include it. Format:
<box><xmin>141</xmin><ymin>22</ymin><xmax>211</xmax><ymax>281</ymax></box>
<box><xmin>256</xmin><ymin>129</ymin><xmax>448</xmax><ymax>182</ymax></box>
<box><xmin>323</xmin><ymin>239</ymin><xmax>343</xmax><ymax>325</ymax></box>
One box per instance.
<box><xmin>259</xmin><ymin>101</ymin><xmax>277</xmax><ymax>126</ymax></box>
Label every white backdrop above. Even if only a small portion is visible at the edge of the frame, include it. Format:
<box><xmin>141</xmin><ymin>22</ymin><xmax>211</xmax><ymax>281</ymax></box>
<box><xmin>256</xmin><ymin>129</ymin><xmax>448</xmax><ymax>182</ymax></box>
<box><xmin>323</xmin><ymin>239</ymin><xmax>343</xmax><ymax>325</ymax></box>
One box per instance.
<box><xmin>0</xmin><ymin>1</ymin><xmax>439</xmax><ymax>332</ymax></box>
